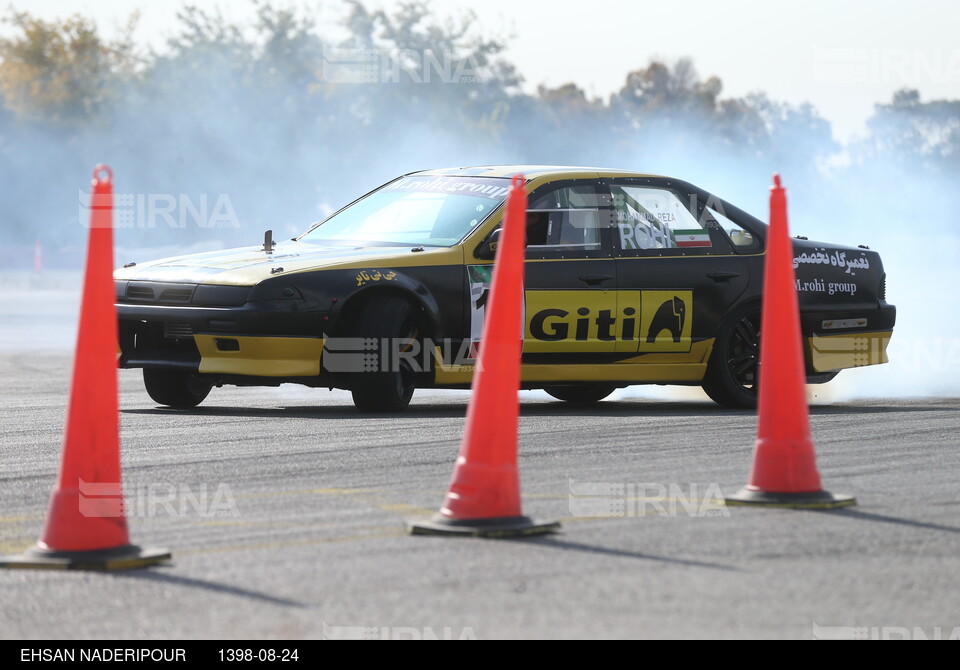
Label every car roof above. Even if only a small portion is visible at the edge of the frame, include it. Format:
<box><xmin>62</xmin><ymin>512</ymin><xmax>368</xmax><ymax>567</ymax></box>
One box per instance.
<box><xmin>410</xmin><ymin>165</ymin><xmax>669</xmax><ymax>180</ymax></box>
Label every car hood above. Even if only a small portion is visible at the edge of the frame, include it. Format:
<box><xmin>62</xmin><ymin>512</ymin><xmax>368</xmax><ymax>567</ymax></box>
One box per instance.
<box><xmin>113</xmin><ymin>240</ymin><xmax>456</xmax><ymax>286</ymax></box>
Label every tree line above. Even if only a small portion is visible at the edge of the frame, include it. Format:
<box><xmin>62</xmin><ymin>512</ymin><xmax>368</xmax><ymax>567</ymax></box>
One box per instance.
<box><xmin>0</xmin><ymin>1</ymin><xmax>956</xmax><ymax>253</ymax></box>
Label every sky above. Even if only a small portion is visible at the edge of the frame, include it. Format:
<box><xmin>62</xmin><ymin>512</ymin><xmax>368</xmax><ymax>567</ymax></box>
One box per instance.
<box><xmin>4</xmin><ymin>0</ymin><xmax>960</xmax><ymax>142</ymax></box>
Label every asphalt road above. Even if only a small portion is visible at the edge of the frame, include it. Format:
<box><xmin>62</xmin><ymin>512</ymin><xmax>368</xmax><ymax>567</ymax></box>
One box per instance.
<box><xmin>1</xmin><ymin>351</ymin><xmax>958</xmax><ymax>640</ymax></box>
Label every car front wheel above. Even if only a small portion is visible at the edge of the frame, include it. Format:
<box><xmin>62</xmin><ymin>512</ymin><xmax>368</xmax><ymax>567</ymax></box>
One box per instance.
<box><xmin>143</xmin><ymin>369</ymin><xmax>212</xmax><ymax>409</ymax></box>
<box><xmin>349</xmin><ymin>295</ymin><xmax>421</xmax><ymax>413</ymax></box>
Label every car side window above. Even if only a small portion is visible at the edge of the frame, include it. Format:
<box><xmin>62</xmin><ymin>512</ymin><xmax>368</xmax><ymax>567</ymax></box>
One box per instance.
<box><xmin>525</xmin><ymin>182</ymin><xmax>611</xmax><ymax>259</ymax></box>
<box><xmin>701</xmin><ymin>202</ymin><xmax>760</xmax><ymax>252</ymax></box>
<box><xmin>609</xmin><ymin>183</ymin><xmax>731</xmax><ymax>256</ymax></box>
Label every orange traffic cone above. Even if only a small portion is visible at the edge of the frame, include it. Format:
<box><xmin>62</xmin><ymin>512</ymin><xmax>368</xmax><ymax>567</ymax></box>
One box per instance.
<box><xmin>411</xmin><ymin>175</ymin><xmax>559</xmax><ymax>537</ymax></box>
<box><xmin>725</xmin><ymin>175</ymin><xmax>855</xmax><ymax>509</ymax></box>
<box><xmin>0</xmin><ymin>166</ymin><xmax>171</xmax><ymax>570</ymax></box>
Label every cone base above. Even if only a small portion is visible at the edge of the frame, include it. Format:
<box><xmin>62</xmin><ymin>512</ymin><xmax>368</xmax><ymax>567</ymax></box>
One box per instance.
<box><xmin>725</xmin><ymin>487</ymin><xmax>856</xmax><ymax>509</ymax></box>
<box><xmin>409</xmin><ymin>515</ymin><xmax>560</xmax><ymax>538</ymax></box>
<box><xmin>0</xmin><ymin>544</ymin><xmax>171</xmax><ymax>571</ymax></box>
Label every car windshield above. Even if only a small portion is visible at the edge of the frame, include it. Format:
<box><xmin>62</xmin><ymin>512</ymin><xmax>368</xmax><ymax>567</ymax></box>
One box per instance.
<box><xmin>299</xmin><ymin>176</ymin><xmax>510</xmax><ymax>247</ymax></box>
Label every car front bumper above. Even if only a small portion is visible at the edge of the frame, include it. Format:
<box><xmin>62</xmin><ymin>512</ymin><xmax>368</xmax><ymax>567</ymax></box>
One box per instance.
<box><xmin>117</xmin><ymin>302</ymin><xmax>335</xmax><ymax>378</ymax></box>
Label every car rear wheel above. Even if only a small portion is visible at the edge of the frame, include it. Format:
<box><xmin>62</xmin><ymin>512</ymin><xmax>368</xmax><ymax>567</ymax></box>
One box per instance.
<box><xmin>544</xmin><ymin>384</ymin><xmax>617</xmax><ymax>404</ymax></box>
<box><xmin>349</xmin><ymin>295</ymin><xmax>421</xmax><ymax>413</ymax></box>
<box><xmin>702</xmin><ymin>306</ymin><xmax>760</xmax><ymax>409</ymax></box>
<box><xmin>143</xmin><ymin>369</ymin><xmax>212</xmax><ymax>409</ymax></box>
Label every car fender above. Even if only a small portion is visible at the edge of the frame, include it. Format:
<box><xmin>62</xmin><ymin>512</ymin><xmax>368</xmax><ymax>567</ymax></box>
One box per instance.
<box><xmin>338</xmin><ymin>270</ymin><xmax>442</xmax><ymax>336</ymax></box>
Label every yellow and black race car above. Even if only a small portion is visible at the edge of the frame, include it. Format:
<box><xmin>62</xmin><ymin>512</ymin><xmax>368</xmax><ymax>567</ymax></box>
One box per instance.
<box><xmin>114</xmin><ymin>166</ymin><xmax>895</xmax><ymax>411</ymax></box>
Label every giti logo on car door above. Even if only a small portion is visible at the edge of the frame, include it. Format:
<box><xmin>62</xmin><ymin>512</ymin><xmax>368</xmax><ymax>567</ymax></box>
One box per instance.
<box><xmin>524</xmin><ymin>290</ymin><xmax>618</xmax><ymax>353</ymax></box>
<box><xmin>622</xmin><ymin>290</ymin><xmax>694</xmax><ymax>354</ymax></box>
<box><xmin>522</xmin><ymin>289</ymin><xmax>693</xmax><ymax>354</ymax></box>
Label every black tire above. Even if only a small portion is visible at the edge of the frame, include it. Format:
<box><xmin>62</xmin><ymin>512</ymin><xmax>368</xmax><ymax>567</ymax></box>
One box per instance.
<box><xmin>143</xmin><ymin>369</ymin><xmax>212</xmax><ymax>409</ymax></box>
<box><xmin>544</xmin><ymin>384</ymin><xmax>617</xmax><ymax>404</ymax></box>
<box><xmin>349</xmin><ymin>295</ymin><xmax>421</xmax><ymax>413</ymax></box>
<box><xmin>702</xmin><ymin>305</ymin><xmax>761</xmax><ymax>409</ymax></box>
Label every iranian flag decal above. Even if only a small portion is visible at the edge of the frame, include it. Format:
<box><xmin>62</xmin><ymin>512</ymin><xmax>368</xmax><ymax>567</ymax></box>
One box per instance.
<box><xmin>673</xmin><ymin>229</ymin><xmax>712</xmax><ymax>248</ymax></box>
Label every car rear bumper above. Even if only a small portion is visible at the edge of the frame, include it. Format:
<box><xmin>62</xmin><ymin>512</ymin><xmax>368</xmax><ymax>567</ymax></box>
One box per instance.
<box><xmin>806</xmin><ymin>330</ymin><xmax>892</xmax><ymax>373</ymax></box>
<box><xmin>801</xmin><ymin>303</ymin><xmax>896</xmax><ymax>373</ymax></box>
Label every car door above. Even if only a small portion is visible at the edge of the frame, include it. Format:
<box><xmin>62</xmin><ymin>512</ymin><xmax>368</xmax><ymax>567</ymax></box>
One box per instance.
<box><xmin>606</xmin><ymin>177</ymin><xmax>750</xmax><ymax>364</ymax></box>
<box><xmin>522</xmin><ymin>179</ymin><xmax>619</xmax><ymax>357</ymax></box>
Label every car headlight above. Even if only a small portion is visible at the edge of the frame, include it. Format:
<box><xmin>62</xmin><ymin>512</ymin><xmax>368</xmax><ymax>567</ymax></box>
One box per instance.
<box><xmin>247</xmin><ymin>281</ymin><xmax>303</xmax><ymax>302</ymax></box>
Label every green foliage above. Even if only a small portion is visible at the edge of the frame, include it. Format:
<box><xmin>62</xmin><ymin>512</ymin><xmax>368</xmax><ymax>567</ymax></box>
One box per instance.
<box><xmin>0</xmin><ymin>10</ymin><xmax>138</xmax><ymax>124</ymax></box>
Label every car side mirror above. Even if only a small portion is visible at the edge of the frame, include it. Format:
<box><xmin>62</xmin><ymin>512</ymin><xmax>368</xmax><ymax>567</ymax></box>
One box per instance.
<box><xmin>475</xmin><ymin>228</ymin><xmax>502</xmax><ymax>260</ymax></box>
